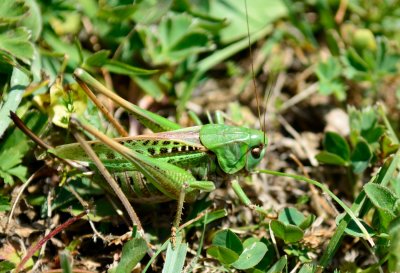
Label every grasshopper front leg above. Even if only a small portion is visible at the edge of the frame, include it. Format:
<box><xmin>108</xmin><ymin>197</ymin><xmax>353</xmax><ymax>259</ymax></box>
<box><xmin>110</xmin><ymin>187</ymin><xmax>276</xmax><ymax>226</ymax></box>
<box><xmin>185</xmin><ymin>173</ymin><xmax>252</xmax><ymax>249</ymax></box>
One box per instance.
<box><xmin>70</xmin><ymin>118</ymin><xmax>216</xmax><ymax>202</ymax></box>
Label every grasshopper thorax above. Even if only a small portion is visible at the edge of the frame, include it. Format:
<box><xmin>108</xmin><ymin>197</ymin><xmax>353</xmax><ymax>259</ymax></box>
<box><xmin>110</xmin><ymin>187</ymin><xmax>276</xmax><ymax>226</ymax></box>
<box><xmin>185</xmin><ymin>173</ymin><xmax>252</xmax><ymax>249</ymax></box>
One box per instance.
<box><xmin>199</xmin><ymin>124</ymin><xmax>267</xmax><ymax>175</ymax></box>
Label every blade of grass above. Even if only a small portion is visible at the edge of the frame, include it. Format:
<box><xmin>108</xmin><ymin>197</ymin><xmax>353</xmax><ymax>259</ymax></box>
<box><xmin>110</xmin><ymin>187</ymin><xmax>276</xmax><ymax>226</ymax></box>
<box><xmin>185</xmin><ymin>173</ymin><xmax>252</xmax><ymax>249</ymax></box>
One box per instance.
<box><xmin>318</xmin><ymin>152</ymin><xmax>399</xmax><ymax>267</ymax></box>
<box><xmin>162</xmin><ymin>238</ymin><xmax>188</xmax><ymax>273</ymax></box>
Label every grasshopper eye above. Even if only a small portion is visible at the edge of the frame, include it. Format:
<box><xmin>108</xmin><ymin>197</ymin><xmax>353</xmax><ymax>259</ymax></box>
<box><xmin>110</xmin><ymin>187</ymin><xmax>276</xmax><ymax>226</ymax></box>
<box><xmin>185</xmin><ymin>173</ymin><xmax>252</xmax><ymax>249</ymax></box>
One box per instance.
<box><xmin>251</xmin><ymin>146</ymin><xmax>262</xmax><ymax>159</ymax></box>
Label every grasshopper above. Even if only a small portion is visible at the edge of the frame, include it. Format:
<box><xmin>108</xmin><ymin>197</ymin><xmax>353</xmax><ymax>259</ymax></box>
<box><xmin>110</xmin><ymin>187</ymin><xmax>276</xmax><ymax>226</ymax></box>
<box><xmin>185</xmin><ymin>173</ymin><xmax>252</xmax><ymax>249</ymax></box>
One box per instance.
<box><xmin>8</xmin><ymin>66</ymin><xmax>270</xmax><ymax>243</ymax></box>
<box><xmin>52</xmin><ymin>68</ymin><xmax>268</xmax><ymax>210</ymax></box>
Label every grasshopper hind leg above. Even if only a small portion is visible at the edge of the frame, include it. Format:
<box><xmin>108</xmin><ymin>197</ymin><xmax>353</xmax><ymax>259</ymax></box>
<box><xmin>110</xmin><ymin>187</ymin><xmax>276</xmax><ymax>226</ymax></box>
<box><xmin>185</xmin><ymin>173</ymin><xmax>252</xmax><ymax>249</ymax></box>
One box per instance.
<box><xmin>111</xmin><ymin>171</ymin><xmax>171</xmax><ymax>203</ymax></box>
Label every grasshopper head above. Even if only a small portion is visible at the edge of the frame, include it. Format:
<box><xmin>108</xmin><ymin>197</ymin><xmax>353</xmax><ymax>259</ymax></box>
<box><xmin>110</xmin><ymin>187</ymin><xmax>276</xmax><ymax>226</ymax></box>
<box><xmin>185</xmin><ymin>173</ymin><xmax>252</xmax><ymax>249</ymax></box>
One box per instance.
<box><xmin>245</xmin><ymin>129</ymin><xmax>268</xmax><ymax>171</ymax></box>
<box><xmin>200</xmin><ymin>124</ymin><xmax>268</xmax><ymax>174</ymax></box>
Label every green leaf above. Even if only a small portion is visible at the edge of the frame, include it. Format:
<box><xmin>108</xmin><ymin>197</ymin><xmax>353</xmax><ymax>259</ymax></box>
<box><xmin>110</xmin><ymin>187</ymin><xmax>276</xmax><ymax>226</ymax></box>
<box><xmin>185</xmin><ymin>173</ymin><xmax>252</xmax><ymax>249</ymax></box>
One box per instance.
<box><xmin>0</xmin><ymin>0</ymin><xmax>28</xmax><ymax>24</ymax></box>
<box><xmin>298</xmin><ymin>263</ymin><xmax>317</xmax><ymax>273</ymax></box>
<box><xmin>41</xmin><ymin>30</ymin><xmax>82</xmax><ymax>68</ymax></box>
<box><xmin>169</xmin><ymin>31</ymin><xmax>210</xmax><ymax>56</ymax></box>
<box><xmin>388</xmin><ymin>217</ymin><xmax>400</xmax><ymax>272</ymax></box>
<box><xmin>318</xmin><ymin>80</ymin><xmax>346</xmax><ymax>101</ymax></box>
<box><xmin>0</xmin><ymin>111</ymin><xmax>45</xmax><ymax>184</ymax></box>
<box><xmin>60</xmin><ymin>251</ymin><xmax>72</xmax><ymax>273</ymax></box>
<box><xmin>285</xmin><ymin>245</ymin><xmax>312</xmax><ymax>263</ymax></box>
<box><xmin>0</xmin><ymin>170</ymin><xmax>13</xmax><ymax>184</ymax></box>
<box><xmin>247</xmin><ymin>238</ymin><xmax>276</xmax><ymax>272</ymax></box>
<box><xmin>348</xmin><ymin>106</ymin><xmax>383</xmax><ymax>146</ymax></box>
<box><xmin>266</xmin><ymin>256</ymin><xmax>287</xmax><ymax>273</ymax></box>
<box><xmin>389</xmin><ymin>216</ymin><xmax>400</xmax><ymax>234</ymax></box>
<box><xmin>0</xmin><ymin>68</ymin><xmax>30</xmax><ymax>137</ymax></box>
<box><xmin>0</xmin><ymin>195</ymin><xmax>11</xmax><ymax>212</ymax></box>
<box><xmin>132</xmin><ymin>75</ymin><xmax>164</xmax><ymax>101</ymax></box>
<box><xmin>7</xmin><ymin>165</ymin><xmax>28</xmax><ymax>182</ymax></box>
<box><xmin>207</xmin><ymin>0</ymin><xmax>287</xmax><ymax>44</ymax></box>
<box><xmin>0</xmin><ymin>28</ymin><xmax>34</xmax><ymax>64</ymax></box>
<box><xmin>270</xmin><ymin>220</ymin><xmax>304</xmax><ymax>243</ymax></box>
<box><xmin>207</xmin><ymin>246</ymin><xmax>239</xmax><ymax>265</ymax></box>
<box><xmin>242</xmin><ymin>237</ymin><xmax>259</xmax><ymax>249</ymax></box>
<box><xmin>351</xmin><ymin>140</ymin><xmax>372</xmax><ymax>173</ymax></box>
<box><xmin>336</xmin><ymin>213</ymin><xmax>375</xmax><ymax>238</ymax></box>
<box><xmin>278</xmin><ymin>207</ymin><xmax>305</xmax><ymax>226</ymax></box>
<box><xmin>132</xmin><ymin>0</ymin><xmax>173</xmax><ymax>24</ymax></box>
<box><xmin>85</xmin><ymin>50</ymin><xmax>111</xmax><ymax>67</ymax></box>
<box><xmin>363</xmin><ymin>125</ymin><xmax>385</xmax><ymax>144</ymax></box>
<box><xmin>1</xmin><ymin>110</ymin><xmax>46</xmax><ymax>153</ymax></box>
<box><xmin>380</xmin><ymin>134</ymin><xmax>399</xmax><ymax>158</ymax></box>
<box><xmin>231</xmin><ymin>242</ymin><xmax>268</xmax><ymax>270</ymax></box>
<box><xmin>0</xmin><ymin>149</ymin><xmax>23</xmax><ymax>171</ymax></box>
<box><xmin>323</xmin><ymin>132</ymin><xmax>350</xmax><ymax>161</ymax></box>
<box><xmin>98</xmin><ymin>4</ymin><xmax>137</xmax><ymax>21</ymax></box>
<box><xmin>212</xmin><ymin>229</ymin><xmax>243</xmax><ymax>254</ymax></box>
<box><xmin>278</xmin><ymin>207</ymin><xmax>316</xmax><ymax>230</ymax></box>
<box><xmin>315</xmin><ymin>57</ymin><xmax>341</xmax><ymax>81</ymax></box>
<box><xmin>139</xmin><ymin>13</ymin><xmax>213</xmax><ymax>65</ymax></box>
<box><xmin>345</xmin><ymin>47</ymin><xmax>369</xmax><ymax>72</ymax></box>
<box><xmin>360</xmin><ymin>106</ymin><xmax>378</xmax><ymax>131</ymax></box>
<box><xmin>365</xmin><ymin>183</ymin><xmax>399</xmax><ymax>229</ymax></box>
<box><xmin>315</xmin><ymin>151</ymin><xmax>348</xmax><ymax>166</ymax></box>
<box><xmin>103</xmin><ymin>60</ymin><xmax>157</xmax><ymax>76</ymax></box>
<box><xmin>0</xmin><ymin>260</ymin><xmax>15</xmax><ymax>273</ymax></box>
<box><xmin>115</xmin><ymin>237</ymin><xmax>147</xmax><ymax>273</ymax></box>
<box><xmin>299</xmin><ymin>215</ymin><xmax>316</xmax><ymax>230</ymax></box>
<box><xmin>162</xmin><ymin>240</ymin><xmax>187</xmax><ymax>273</ymax></box>
<box><xmin>21</xmin><ymin>0</ymin><xmax>42</xmax><ymax>41</ymax></box>
<box><xmin>365</xmin><ymin>184</ymin><xmax>399</xmax><ymax>213</ymax></box>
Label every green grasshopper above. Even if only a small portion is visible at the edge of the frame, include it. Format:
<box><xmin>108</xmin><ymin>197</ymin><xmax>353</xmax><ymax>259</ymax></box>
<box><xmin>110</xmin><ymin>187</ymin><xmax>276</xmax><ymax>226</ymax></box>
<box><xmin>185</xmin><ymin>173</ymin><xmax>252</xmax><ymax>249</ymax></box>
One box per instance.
<box><xmin>52</xmin><ymin>68</ymin><xmax>268</xmax><ymax>209</ymax></box>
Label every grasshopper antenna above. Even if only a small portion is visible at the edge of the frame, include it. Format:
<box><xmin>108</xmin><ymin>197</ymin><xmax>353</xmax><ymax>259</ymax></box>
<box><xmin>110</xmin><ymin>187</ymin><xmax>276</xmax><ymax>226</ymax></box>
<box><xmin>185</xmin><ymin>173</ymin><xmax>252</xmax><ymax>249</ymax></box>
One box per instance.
<box><xmin>9</xmin><ymin>111</ymin><xmax>52</xmax><ymax>150</ymax></box>
<box><xmin>263</xmin><ymin>74</ymin><xmax>277</xmax><ymax>138</ymax></box>
<box><xmin>245</xmin><ymin>0</ymin><xmax>266</xmax><ymax>141</ymax></box>
<box><xmin>9</xmin><ymin>111</ymin><xmax>88</xmax><ymax>171</ymax></box>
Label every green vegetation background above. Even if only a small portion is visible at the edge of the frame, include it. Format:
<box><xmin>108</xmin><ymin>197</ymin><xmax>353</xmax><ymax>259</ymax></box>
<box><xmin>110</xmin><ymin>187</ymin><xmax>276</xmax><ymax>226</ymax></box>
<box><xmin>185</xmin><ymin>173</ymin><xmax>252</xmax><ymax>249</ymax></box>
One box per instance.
<box><xmin>1</xmin><ymin>0</ymin><xmax>400</xmax><ymax>272</ymax></box>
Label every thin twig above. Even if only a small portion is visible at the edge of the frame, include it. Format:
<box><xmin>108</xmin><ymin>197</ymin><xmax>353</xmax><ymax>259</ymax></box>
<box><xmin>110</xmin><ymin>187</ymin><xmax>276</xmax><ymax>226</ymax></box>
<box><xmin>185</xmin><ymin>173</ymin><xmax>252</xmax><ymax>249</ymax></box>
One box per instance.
<box><xmin>31</xmin><ymin>183</ymin><xmax>55</xmax><ymax>273</ymax></box>
<box><xmin>42</xmin><ymin>269</ymin><xmax>97</xmax><ymax>273</ymax></box>
<box><xmin>278</xmin><ymin>83</ymin><xmax>319</xmax><ymax>113</ymax></box>
<box><xmin>335</xmin><ymin>0</ymin><xmax>348</xmax><ymax>24</ymax></box>
<box><xmin>178</xmin><ymin>211</ymin><xmax>207</xmax><ymax>232</ymax></box>
<box><xmin>65</xmin><ymin>183</ymin><xmax>108</xmax><ymax>242</ymax></box>
<box><xmin>14</xmin><ymin>211</ymin><xmax>88</xmax><ymax>273</ymax></box>
<box><xmin>277</xmin><ymin>114</ymin><xmax>318</xmax><ymax>166</ymax></box>
<box><xmin>6</xmin><ymin>166</ymin><xmax>47</xmax><ymax>232</ymax></box>
<box><xmin>269</xmin><ymin>223</ymin><xmax>280</xmax><ymax>260</ymax></box>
